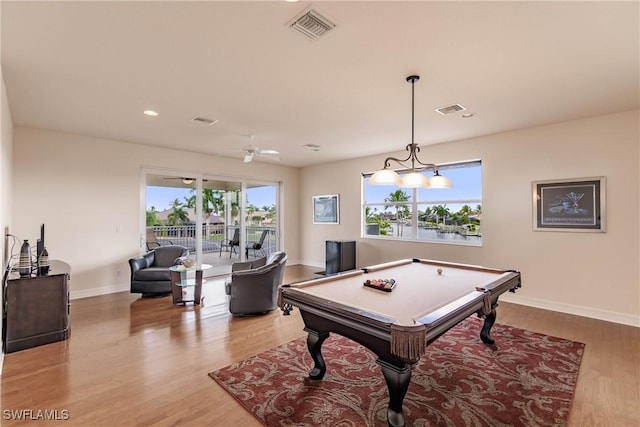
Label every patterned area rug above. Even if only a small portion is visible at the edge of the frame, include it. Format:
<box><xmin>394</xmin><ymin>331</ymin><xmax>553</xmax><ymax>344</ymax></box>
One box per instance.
<box><xmin>209</xmin><ymin>318</ymin><xmax>584</xmax><ymax>426</ymax></box>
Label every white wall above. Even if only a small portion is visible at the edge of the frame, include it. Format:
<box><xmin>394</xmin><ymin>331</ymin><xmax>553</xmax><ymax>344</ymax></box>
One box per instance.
<box><xmin>1</xmin><ymin>65</ymin><xmax>14</xmax><ymax>375</ymax></box>
<box><xmin>1</xmin><ymin>67</ymin><xmax>12</xmax><ymax>271</ymax></box>
<box><xmin>11</xmin><ymin>128</ymin><xmax>300</xmax><ymax>298</ymax></box>
<box><xmin>300</xmin><ymin>110</ymin><xmax>639</xmax><ymax>326</ymax></box>
<box><xmin>10</xmin><ymin>111</ymin><xmax>640</xmax><ymax>326</ymax></box>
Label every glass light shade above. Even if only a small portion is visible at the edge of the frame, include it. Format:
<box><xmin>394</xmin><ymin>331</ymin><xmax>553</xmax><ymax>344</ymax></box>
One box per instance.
<box><xmin>402</xmin><ymin>171</ymin><xmax>431</xmax><ymax>188</ymax></box>
<box><xmin>369</xmin><ymin>169</ymin><xmax>402</xmax><ymax>186</ymax></box>
<box><xmin>428</xmin><ymin>174</ymin><xmax>454</xmax><ymax>189</ymax></box>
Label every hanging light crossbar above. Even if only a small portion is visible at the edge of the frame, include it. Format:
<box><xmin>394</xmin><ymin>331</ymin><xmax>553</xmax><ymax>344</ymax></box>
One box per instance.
<box><xmin>369</xmin><ymin>75</ymin><xmax>453</xmax><ymax>189</ymax></box>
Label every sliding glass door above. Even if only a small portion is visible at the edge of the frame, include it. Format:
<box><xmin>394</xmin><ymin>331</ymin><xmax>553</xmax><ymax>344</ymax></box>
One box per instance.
<box><xmin>143</xmin><ymin>171</ymin><xmax>279</xmax><ymax>277</ymax></box>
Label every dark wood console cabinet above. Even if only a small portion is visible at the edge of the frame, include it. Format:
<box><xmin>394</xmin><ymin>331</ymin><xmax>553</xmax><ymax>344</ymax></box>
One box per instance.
<box><xmin>2</xmin><ymin>260</ymin><xmax>71</xmax><ymax>353</ymax></box>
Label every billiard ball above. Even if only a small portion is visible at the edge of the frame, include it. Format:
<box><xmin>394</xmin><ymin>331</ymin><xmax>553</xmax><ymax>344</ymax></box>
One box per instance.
<box><xmin>437</xmin><ymin>268</ymin><xmax>443</xmax><ymax>275</ymax></box>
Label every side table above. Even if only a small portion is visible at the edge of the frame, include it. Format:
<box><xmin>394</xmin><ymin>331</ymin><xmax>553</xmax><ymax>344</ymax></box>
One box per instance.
<box><xmin>169</xmin><ymin>264</ymin><xmax>212</xmax><ymax>305</ymax></box>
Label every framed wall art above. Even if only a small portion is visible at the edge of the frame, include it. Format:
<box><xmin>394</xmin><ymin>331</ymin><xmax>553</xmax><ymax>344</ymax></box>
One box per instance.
<box><xmin>532</xmin><ymin>177</ymin><xmax>606</xmax><ymax>232</ymax></box>
<box><xmin>313</xmin><ymin>194</ymin><xmax>339</xmax><ymax>224</ymax></box>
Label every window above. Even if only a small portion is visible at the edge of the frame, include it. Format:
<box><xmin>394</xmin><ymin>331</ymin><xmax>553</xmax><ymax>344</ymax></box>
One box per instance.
<box><xmin>362</xmin><ymin>160</ymin><xmax>482</xmax><ymax>245</ymax></box>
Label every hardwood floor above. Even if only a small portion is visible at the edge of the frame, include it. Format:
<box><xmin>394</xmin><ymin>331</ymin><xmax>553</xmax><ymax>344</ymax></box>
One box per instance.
<box><xmin>2</xmin><ymin>265</ymin><xmax>638</xmax><ymax>426</ymax></box>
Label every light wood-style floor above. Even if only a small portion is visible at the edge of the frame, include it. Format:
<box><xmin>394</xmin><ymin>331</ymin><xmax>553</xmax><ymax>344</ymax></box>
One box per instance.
<box><xmin>2</xmin><ymin>265</ymin><xmax>638</xmax><ymax>426</ymax></box>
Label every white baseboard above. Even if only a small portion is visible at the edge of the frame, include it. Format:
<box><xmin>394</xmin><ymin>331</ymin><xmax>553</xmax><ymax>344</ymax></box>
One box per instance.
<box><xmin>70</xmin><ymin>282</ymin><xmax>129</xmax><ymax>300</ymax></box>
<box><xmin>500</xmin><ymin>293</ymin><xmax>640</xmax><ymax>328</ymax></box>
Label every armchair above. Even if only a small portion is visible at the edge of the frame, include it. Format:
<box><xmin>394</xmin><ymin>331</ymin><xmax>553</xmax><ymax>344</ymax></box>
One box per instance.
<box><xmin>224</xmin><ymin>251</ymin><xmax>287</xmax><ymax>315</ymax></box>
<box><xmin>129</xmin><ymin>245</ymin><xmax>189</xmax><ymax>297</ymax></box>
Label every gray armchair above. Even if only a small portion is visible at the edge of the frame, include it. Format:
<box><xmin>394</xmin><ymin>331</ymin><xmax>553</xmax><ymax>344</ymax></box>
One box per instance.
<box><xmin>224</xmin><ymin>251</ymin><xmax>287</xmax><ymax>315</ymax></box>
<box><xmin>129</xmin><ymin>245</ymin><xmax>189</xmax><ymax>297</ymax></box>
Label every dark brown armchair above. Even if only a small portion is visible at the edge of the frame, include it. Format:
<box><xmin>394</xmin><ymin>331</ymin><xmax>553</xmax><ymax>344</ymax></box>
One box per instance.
<box><xmin>129</xmin><ymin>245</ymin><xmax>188</xmax><ymax>297</ymax></box>
<box><xmin>224</xmin><ymin>251</ymin><xmax>287</xmax><ymax>315</ymax></box>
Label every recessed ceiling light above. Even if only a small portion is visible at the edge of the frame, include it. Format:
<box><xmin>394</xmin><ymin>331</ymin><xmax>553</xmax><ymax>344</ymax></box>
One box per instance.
<box><xmin>461</xmin><ymin>112</ymin><xmax>476</xmax><ymax>118</ymax></box>
<box><xmin>303</xmin><ymin>144</ymin><xmax>320</xmax><ymax>151</ymax></box>
<box><xmin>143</xmin><ymin>110</ymin><xmax>159</xmax><ymax>117</ymax></box>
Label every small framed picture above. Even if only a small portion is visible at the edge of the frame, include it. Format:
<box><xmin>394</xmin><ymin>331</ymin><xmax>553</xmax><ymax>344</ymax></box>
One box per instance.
<box><xmin>313</xmin><ymin>194</ymin><xmax>339</xmax><ymax>224</ymax></box>
<box><xmin>532</xmin><ymin>177</ymin><xmax>606</xmax><ymax>232</ymax></box>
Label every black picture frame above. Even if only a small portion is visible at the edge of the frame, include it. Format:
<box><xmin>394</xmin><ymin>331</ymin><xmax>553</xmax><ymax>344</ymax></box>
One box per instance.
<box><xmin>532</xmin><ymin>177</ymin><xmax>606</xmax><ymax>232</ymax></box>
<box><xmin>313</xmin><ymin>194</ymin><xmax>339</xmax><ymax>224</ymax></box>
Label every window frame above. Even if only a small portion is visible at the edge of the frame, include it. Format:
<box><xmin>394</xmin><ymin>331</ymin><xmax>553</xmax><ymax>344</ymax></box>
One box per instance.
<box><xmin>362</xmin><ymin>160</ymin><xmax>482</xmax><ymax>246</ymax></box>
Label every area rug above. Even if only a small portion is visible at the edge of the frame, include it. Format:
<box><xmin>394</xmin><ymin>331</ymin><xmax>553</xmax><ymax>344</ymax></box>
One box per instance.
<box><xmin>209</xmin><ymin>318</ymin><xmax>584</xmax><ymax>426</ymax></box>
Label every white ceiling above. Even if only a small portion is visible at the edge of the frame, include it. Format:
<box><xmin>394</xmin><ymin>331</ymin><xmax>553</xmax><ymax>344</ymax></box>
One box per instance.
<box><xmin>2</xmin><ymin>1</ymin><xmax>638</xmax><ymax>168</ymax></box>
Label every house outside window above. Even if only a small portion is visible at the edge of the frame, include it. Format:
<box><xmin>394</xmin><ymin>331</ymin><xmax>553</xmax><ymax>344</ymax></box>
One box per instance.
<box><xmin>362</xmin><ymin>160</ymin><xmax>482</xmax><ymax>245</ymax></box>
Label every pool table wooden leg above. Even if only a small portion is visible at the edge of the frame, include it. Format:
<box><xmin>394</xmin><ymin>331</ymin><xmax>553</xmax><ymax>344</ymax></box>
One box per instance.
<box><xmin>305</xmin><ymin>328</ymin><xmax>329</xmax><ymax>380</ymax></box>
<box><xmin>378</xmin><ymin>359</ymin><xmax>412</xmax><ymax>427</ymax></box>
<box><xmin>480</xmin><ymin>307</ymin><xmax>497</xmax><ymax>345</ymax></box>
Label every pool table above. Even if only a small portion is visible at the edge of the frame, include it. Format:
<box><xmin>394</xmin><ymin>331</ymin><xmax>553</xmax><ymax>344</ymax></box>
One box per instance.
<box><xmin>278</xmin><ymin>258</ymin><xmax>521</xmax><ymax>427</ymax></box>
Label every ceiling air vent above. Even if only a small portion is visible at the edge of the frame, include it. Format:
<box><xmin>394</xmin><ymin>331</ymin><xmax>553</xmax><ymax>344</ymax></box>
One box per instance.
<box><xmin>435</xmin><ymin>104</ymin><xmax>466</xmax><ymax>115</ymax></box>
<box><xmin>288</xmin><ymin>8</ymin><xmax>336</xmax><ymax>41</ymax></box>
<box><xmin>191</xmin><ymin>115</ymin><xmax>218</xmax><ymax>125</ymax></box>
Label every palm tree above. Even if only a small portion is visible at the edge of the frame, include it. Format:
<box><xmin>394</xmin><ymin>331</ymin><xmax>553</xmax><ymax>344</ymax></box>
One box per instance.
<box><xmin>246</xmin><ymin>204</ymin><xmax>258</xmax><ymax>224</ymax></box>
<box><xmin>419</xmin><ymin>206</ymin><xmax>434</xmax><ymax>223</ymax></box>
<box><xmin>222</xmin><ymin>190</ymin><xmax>240</xmax><ymax>225</ymax></box>
<box><xmin>184</xmin><ymin>189</ymin><xmax>226</xmax><ymax>238</ymax></box>
<box><xmin>185</xmin><ymin>189</ymin><xmax>225</xmax><ymax>218</ymax></box>
<box><xmin>167</xmin><ymin>198</ymin><xmax>189</xmax><ymax>226</ymax></box>
<box><xmin>264</xmin><ymin>204</ymin><xmax>277</xmax><ymax>223</ymax></box>
<box><xmin>146</xmin><ymin>206</ymin><xmax>162</xmax><ymax>226</ymax></box>
<box><xmin>432</xmin><ymin>204</ymin><xmax>451</xmax><ymax>225</ymax></box>
<box><xmin>384</xmin><ymin>190</ymin><xmax>411</xmax><ymax>236</ymax></box>
<box><xmin>458</xmin><ymin>205</ymin><xmax>473</xmax><ymax>224</ymax></box>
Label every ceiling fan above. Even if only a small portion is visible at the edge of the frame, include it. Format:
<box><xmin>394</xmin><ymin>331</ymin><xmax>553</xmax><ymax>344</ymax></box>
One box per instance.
<box><xmin>242</xmin><ymin>136</ymin><xmax>280</xmax><ymax>163</ymax></box>
<box><xmin>243</xmin><ymin>146</ymin><xmax>280</xmax><ymax>163</ymax></box>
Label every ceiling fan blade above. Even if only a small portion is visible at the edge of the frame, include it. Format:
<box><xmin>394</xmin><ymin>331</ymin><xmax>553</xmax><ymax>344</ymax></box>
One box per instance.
<box><xmin>257</xmin><ymin>149</ymin><xmax>280</xmax><ymax>156</ymax></box>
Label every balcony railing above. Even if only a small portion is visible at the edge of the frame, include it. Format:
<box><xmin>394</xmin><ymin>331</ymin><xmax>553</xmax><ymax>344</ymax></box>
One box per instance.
<box><xmin>147</xmin><ymin>225</ymin><xmax>277</xmax><ymax>257</ymax></box>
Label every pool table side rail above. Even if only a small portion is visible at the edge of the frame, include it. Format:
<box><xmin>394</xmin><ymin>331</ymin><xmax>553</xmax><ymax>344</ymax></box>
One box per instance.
<box><xmin>277</xmin><ymin>269</ymin><xmax>364</xmax><ymax>307</ymax></box>
<box><xmin>281</xmin><ymin>287</ymin><xmax>399</xmax><ymax>326</ymax></box>
<box><xmin>413</xmin><ymin>258</ymin><xmax>512</xmax><ymax>274</ymax></box>
<box><xmin>415</xmin><ymin>271</ymin><xmax>521</xmax><ymax>345</ymax></box>
<box><xmin>362</xmin><ymin>259</ymin><xmax>414</xmax><ymax>273</ymax></box>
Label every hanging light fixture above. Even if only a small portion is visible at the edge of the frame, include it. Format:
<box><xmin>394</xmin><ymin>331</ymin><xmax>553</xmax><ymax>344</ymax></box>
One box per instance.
<box><xmin>369</xmin><ymin>75</ymin><xmax>453</xmax><ymax>189</ymax></box>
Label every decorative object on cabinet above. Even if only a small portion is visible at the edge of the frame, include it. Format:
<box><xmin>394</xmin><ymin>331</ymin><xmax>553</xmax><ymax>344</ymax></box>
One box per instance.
<box><xmin>19</xmin><ymin>240</ymin><xmax>32</xmax><ymax>277</ymax></box>
<box><xmin>38</xmin><ymin>246</ymin><xmax>50</xmax><ymax>276</ymax></box>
